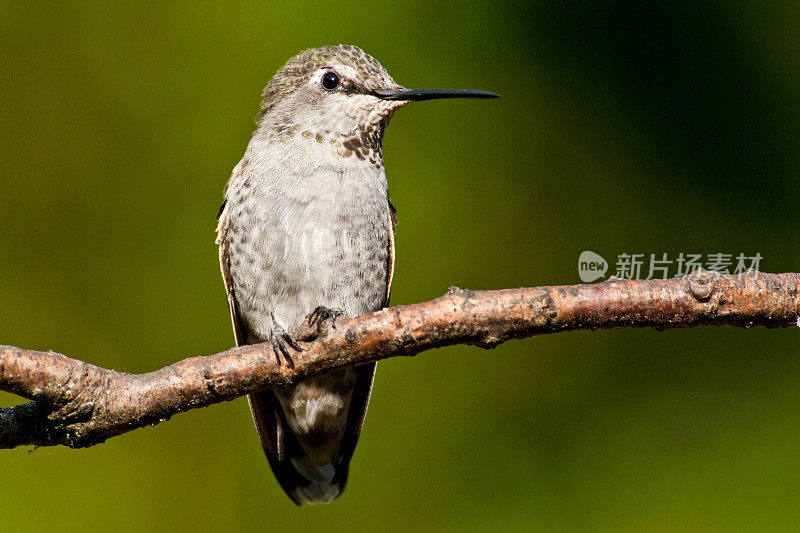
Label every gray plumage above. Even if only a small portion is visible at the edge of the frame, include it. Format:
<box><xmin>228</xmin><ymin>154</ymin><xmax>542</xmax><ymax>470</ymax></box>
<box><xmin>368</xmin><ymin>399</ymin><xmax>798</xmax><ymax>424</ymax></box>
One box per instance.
<box><xmin>216</xmin><ymin>44</ymin><xmax>496</xmax><ymax>505</ymax></box>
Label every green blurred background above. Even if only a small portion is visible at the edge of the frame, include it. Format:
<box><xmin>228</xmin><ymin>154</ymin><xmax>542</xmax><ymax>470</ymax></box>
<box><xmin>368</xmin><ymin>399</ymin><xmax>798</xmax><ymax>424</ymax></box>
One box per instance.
<box><xmin>2</xmin><ymin>2</ymin><xmax>800</xmax><ymax>531</ymax></box>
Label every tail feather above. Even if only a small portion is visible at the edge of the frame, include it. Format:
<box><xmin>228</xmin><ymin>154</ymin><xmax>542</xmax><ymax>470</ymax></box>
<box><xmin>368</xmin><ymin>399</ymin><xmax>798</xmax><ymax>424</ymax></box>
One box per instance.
<box><xmin>295</xmin><ymin>482</ymin><xmax>340</xmax><ymax>505</ymax></box>
<box><xmin>290</xmin><ymin>456</ymin><xmax>336</xmax><ymax>484</ymax></box>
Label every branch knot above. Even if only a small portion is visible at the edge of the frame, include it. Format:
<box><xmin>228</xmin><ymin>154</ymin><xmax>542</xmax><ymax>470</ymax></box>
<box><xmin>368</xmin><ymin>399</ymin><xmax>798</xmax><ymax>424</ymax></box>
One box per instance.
<box><xmin>684</xmin><ymin>269</ymin><xmax>718</xmax><ymax>302</ymax></box>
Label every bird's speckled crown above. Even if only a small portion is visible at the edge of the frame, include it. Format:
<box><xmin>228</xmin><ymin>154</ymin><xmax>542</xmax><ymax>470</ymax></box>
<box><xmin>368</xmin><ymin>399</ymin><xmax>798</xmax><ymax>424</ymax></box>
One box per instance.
<box><xmin>259</xmin><ymin>45</ymin><xmax>399</xmax><ymax>116</ymax></box>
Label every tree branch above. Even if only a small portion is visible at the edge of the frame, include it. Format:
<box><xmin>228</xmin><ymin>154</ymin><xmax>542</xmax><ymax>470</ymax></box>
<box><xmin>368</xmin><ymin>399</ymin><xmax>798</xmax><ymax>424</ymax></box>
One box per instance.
<box><xmin>2</xmin><ymin>270</ymin><xmax>798</xmax><ymax>449</ymax></box>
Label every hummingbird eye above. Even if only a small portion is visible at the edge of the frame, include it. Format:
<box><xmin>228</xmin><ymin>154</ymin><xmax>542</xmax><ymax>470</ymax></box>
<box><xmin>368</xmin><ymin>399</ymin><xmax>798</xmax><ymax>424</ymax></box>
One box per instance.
<box><xmin>321</xmin><ymin>71</ymin><xmax>340</xmax><ymax>90</ymax></box>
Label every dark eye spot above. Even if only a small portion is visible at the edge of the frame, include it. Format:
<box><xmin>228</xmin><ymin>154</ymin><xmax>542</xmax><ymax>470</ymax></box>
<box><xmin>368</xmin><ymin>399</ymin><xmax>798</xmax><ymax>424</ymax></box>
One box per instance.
<box><xmin>322</xmin><ymin>71</ymin><xmax>340</xmax><ymax>90</ymax></box>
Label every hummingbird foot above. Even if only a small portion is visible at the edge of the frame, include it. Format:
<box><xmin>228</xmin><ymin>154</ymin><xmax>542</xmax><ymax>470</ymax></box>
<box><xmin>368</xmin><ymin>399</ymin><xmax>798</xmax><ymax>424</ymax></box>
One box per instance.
<box><xmin>300</xmin><ymin>306</ymin><xmax>349</xmax><ymax>341</ymax></box>
<box><xmin>308</xmin><ymin>306</ymin><xmax>347</xmax><ymax>329</ymax></box>
<box><xmin>270</xmin><ymin>321</ymin><xmax>301</xmax><ymax>368</ymax></box>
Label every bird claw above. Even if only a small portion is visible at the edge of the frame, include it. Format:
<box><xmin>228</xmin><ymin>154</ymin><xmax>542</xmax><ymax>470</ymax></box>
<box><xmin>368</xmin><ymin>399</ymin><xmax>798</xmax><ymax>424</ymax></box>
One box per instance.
<box><xmin>307</xmin><ymin>306</ymin><xmax>347</xmax><ymax>330</ymax></box>
<box><xmin>296</xmin><ymin>306</ymin><xmax>349</xmax><ymax>342</ymax></box>
<box><xmin>271</xmin><ymin>323</ymin><xmax>301</xmax><ymax>368</ymax></box>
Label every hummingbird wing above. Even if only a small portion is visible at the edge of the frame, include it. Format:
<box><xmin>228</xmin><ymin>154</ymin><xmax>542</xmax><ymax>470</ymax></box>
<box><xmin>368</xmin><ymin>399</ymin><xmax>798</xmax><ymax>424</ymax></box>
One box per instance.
<box><xmin>216</xmin><ymin>200</ymin><xmax>246</xmax><ymax>346</ymax></box>
<box><xmin>385</xmin><ymin>199</ymin><xmax>398</xmax><ymax>305</ymax></box>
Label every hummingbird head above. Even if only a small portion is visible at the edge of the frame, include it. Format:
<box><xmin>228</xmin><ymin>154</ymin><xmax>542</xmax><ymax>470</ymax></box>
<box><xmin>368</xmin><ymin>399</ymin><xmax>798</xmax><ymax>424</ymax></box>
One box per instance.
<box><xmin>257</xmin><ymin>45</ymin><xmax>497</xmax><ymax>166</ymax></box>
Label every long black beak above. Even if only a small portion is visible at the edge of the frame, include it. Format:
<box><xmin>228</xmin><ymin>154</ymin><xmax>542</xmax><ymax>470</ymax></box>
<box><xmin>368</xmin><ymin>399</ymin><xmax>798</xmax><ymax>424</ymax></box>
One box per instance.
<box><xmin>372</xmin><ymin>88</ymin><xmax>499</xmax><ymax>101</ymax></box>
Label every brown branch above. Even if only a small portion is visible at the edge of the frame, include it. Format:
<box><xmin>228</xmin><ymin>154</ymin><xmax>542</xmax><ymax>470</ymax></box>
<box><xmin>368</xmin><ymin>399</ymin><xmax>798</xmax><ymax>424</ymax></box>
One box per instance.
<box><xmin>2</xmin><ymin>270</ymin><xmax>799</xmax><ymax>449</ymax></box>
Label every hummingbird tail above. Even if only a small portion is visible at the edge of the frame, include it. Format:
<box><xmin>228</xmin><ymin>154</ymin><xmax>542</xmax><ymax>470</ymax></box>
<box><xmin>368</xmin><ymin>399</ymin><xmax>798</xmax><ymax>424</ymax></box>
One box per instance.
<box><xmin>248</xmin><ymin>390</ymin><xmax>350</xmax><ymax>505</ymax></box>
<box><xmin>247</xmin><ymin>362</ymin><xmax>376</xmax><ymax>505</ymax></box>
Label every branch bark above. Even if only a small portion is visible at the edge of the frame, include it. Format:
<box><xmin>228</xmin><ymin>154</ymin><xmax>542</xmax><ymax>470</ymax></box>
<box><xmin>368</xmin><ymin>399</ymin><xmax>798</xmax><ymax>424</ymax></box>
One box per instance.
<box><xmin>2</xmin><ymin>270</ymin><xmax>798</xmax><ymax>450</ymax></box>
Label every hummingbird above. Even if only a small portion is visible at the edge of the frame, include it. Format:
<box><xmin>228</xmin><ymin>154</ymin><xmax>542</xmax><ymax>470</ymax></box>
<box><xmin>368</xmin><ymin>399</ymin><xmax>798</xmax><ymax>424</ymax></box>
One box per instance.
<box><xmin>216</xmin><ymin>44</ymin><xmax>497</xmax><ymax>505</ymax></box>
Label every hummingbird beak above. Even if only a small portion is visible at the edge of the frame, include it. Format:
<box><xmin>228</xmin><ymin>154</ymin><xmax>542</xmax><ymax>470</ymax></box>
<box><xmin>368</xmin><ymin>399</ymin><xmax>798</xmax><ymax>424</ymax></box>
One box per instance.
<box><xmin>372</xmin><ymin>88</ymin><xmax>499</xmax><ymax>101</ymax></box>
